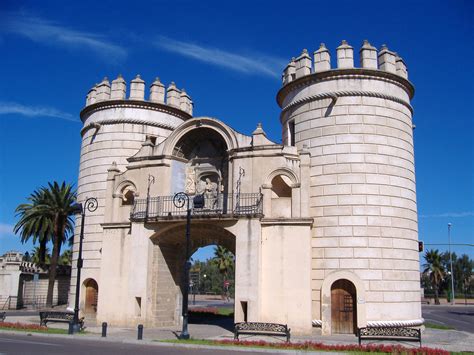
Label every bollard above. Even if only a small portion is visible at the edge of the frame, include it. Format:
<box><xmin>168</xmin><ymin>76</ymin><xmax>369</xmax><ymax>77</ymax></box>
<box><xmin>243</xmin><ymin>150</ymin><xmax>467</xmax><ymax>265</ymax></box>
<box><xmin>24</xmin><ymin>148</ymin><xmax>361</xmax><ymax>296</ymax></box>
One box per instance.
<box><xmin>137</xmin><ymin>324</ymin><xmax>143</xmax><ymax>340</ymax></box>
<box><xmin>101</xmin><ymin>322</ymin><xmax>107</xmax><ymax>337</ymax></box>
<box><xmin>68</xmin><ymin>321</ymin><xmax>74</xmax><ymax>335</ymax></box>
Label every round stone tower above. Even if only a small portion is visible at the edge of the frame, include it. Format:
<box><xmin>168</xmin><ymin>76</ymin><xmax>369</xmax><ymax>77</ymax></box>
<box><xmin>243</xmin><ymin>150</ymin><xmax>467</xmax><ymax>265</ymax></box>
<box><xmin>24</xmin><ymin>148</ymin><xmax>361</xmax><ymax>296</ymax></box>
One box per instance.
<box><xmin>69</xmin><ymin>74</ymin><xmax>193</xmax><ymax>310</ymax></box>
<box><xmin>277</xmin><ymin>40</ymin><xmax>421</xmax><ymax>334</ymax></box>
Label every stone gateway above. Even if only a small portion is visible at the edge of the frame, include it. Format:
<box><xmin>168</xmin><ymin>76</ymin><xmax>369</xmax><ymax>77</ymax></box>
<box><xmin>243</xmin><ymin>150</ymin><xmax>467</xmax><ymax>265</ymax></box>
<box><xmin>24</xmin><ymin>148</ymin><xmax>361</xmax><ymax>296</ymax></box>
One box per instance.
<box><xmin>69</xmin><ymin>40</ymin><xmax>422</xmax><ymax>335</ymax></box>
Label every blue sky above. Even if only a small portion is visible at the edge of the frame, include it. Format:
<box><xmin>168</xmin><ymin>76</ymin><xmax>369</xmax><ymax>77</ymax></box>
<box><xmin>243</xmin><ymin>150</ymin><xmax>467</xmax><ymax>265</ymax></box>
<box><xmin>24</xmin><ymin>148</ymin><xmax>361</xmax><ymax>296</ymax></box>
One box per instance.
<box><xmin>0</xmin><ymin>0</ymin><xmax>472</xmax><ymax>262</ymax></box>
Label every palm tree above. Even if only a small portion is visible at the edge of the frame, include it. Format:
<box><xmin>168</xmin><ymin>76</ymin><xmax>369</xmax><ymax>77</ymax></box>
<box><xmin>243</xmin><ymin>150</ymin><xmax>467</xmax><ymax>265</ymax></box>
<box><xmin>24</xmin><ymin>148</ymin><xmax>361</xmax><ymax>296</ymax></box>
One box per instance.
<box><xmin>31</xmin><ymin>246</ymin><xmax>51</xmax><ymax>264</ymax></box>
<box><xmin>14</xmin><ymin>188</ymin><xmax>52</xmax><ymax>264</ymax></box>
<box><xmin>59</xmin><ymin>249</ymin><xmax>72</xmax><ymax>266</ymax></box>
<box><xmin>212</xmin><ymin>246</ymin><xmax>234</xmax><ymax>299</ymax></box>
<box><xmin>15</xmin><ymin>181</ymin><xmax>77</xmax><ymax>307</ymax></box>
<box><xmin>423</xmin><ymin>249</ymin><xmax>445</xmax><ymax>305</ymax></box>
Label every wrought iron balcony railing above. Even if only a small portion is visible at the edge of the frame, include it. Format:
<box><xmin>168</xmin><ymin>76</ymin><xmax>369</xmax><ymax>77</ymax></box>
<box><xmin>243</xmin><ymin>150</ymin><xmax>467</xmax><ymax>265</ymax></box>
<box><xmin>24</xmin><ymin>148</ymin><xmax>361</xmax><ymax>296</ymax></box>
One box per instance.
<box><xmin>130</xmin><ymin>193</ymin><xmax>263</xmax><ymax>221</ymax></box>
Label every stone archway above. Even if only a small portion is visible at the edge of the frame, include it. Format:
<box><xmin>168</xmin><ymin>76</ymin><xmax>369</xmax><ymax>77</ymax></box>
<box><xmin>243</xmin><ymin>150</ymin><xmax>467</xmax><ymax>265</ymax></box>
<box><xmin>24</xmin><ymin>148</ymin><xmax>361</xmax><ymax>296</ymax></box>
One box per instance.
<box><xmin>149</xmin><ymin>222</ymin><xmax>237</xmax><ymax>327</ymax></box>
<box><xmin>83</xmin><ymin>278</ymin><xmax>99</xmax><ymax>315</ymax></box>
<box><xmin>320</xmin><ymin>270</ymin><xmax>367</xmax><ymax>335</ymax></box>
<box><xmin>331</xmin><ymin>279</ymin><xmax>357</xmax><ymax>334</ymax></box>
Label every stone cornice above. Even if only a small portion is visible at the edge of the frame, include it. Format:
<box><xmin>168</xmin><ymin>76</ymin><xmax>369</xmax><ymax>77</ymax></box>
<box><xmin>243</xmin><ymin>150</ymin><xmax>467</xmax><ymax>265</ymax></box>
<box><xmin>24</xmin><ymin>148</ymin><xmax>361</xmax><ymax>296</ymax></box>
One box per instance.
<box><xmin>80</xmin><ymin>99</ymin><xmax>192</xmax><ymax>122</ymax></box>
<box><xmin>280</xmin><ymin>90</ymin><xmax>413</xmax><ymax>120</ymax></box>
<box><xmin>81</xmin><ymin>118</ymin><xmax>176</xmax><ymax>136</ymax></box>
<box><xmin>101</xmin><ymin>222</ymin><xmax>131</xmax><ymax>229</ymax></box>
<box><xmin>276</xmin><ymin>68</ymin><xmax>415</xmax><ymax>107</ymax></box>
<box><xmin>260</xmin><ymin>218</ymin><xmax>313</xmax><ymax>226</ymax></box>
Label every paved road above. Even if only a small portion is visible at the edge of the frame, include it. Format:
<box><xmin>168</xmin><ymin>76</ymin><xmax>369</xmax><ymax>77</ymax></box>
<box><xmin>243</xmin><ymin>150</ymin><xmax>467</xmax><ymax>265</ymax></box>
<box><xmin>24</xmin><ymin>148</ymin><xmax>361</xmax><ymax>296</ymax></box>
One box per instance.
<box><xmin>0</xmin><ymin>333</ymin><xmax>269</xmax><ymax>355</ymax></box>
<box><xmin>189</xmin><ymin>299</ymin><xmax>234</xmax><ymax>309</ymax></box>
<box><xmin>422</xmin><ymin>305</ymin><xmax>474</xmax><ymax>333</ymax></box>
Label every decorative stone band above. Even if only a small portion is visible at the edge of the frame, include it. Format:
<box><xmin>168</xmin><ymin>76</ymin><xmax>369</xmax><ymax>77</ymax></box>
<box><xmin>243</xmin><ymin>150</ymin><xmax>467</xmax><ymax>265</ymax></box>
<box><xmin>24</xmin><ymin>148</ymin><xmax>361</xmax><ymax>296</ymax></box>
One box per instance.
<box><xmin>80</xmin><ymin>99</ymin><xmax>192</xmax><ymax>123</ymax></box>
<box><xmin>81</xmin><ymin>118</ymin><xmax>176</xmax><ymax>136</ymax></box>
<box><xmin>366</xmin><ymin>318</ymin><xmax>424</xmax><ymax>328</ymax></box>
<box><xmin>281</xmin><ymin>90</ymin><xmax>413</xmax><ymax>117</ymax></box>
<box><xmin>277</xmin><ymin>69</ymin><xmax>415</xmax><ymax>105</ymax></box>
<box><xmin>311</xmin><ymin>318</ymin><xmax>424</xmax><ymax>328</ymax></box>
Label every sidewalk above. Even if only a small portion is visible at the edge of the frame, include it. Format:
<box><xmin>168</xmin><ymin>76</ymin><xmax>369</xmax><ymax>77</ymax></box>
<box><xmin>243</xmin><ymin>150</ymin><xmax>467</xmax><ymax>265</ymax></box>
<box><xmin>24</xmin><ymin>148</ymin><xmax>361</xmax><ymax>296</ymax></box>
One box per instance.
<box><xmin>2</xmin><ymin>312</ymin><xmax>473</xmax><ymax>353</ymax></box>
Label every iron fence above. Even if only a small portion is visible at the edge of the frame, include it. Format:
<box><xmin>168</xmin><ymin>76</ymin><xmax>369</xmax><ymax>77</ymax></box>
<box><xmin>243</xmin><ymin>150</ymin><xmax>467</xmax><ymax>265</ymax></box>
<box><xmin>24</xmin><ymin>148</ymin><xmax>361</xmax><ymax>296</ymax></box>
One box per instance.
<box><xmin>131</xmin><ymin>193</ymin><xmax>262</xmax><ymax>221</ymax></box>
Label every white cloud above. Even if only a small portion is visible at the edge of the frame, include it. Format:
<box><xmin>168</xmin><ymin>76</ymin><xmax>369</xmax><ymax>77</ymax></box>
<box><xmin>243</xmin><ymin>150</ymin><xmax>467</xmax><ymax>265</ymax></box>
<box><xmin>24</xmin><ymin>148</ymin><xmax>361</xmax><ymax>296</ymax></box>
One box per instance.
<box><xmin>0</xmin><ymin>102</ymin><xmax>78</xmax><ymax>122</ymax></box>
<box><xmin>0</xmin><ymin>12</ymin><xmax>127</xmax><ymax>61</ymax></box>
<box><xmin>155</xmin><ymin>36</ymin><xmax>285</xmax><ymax>78</ymax></box>
<box><xmin>0</xmin><ymin>223</ymin><xmax>14</xmax><ymax>237</ymax></box>
<box><xmin>419</xmin><ymin>211</ymin><xmax>474</xmax><ymax>218</ymax></box>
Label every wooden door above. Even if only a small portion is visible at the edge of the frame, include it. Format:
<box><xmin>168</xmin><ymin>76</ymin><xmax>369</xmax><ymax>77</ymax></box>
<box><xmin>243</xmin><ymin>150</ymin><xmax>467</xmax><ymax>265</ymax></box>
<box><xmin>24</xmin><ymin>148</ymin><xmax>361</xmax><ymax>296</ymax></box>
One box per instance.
<box><xmin>84</xmin><ymin>279</ymin><xmax>98</xmax><ymax>314</ymax></box>
<box><xmin>331</xmin><ymin>279</ymin><xmax>356</xmax><ymax>334</ymax></box>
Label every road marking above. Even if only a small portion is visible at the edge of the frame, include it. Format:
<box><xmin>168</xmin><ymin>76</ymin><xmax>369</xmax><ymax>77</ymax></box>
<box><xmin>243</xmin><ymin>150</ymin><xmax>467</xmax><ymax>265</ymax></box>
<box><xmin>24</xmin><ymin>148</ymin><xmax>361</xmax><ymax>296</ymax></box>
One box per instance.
<box><xmin>0</xmin><ymin>337</ymin><xmax>61</xmax><ymax>346</ymax></box>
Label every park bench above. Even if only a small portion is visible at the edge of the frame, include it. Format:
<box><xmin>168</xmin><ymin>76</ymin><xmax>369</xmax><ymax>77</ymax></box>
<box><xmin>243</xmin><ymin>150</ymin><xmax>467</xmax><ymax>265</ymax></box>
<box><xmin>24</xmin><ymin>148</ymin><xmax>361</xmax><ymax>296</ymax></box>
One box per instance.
<box><xmin>234</xmin><ymin>322</ymin><xmax>291</xmax><ymax>342</ymax></box>
<box><xmin>0</xmin><ymin>312</ymin><xmax>6</xmax><ymax>322</ymax></box>
<box><xmin>39</xmin><ymin>311</ymin><xmax>84</xmax><ymax>329</ymax></box>
<box><xmin>358</xmin><ymin>327</ymin><xmax>421</xmax><ymax>347</ymax></box>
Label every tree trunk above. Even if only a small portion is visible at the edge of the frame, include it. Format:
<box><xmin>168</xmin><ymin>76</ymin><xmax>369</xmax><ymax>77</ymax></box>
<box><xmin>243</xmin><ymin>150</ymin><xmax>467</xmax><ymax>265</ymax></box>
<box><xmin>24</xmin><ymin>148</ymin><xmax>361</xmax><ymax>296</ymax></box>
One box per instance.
<box><xmin>39</xmin><ymin>238</ymin><xmax>47</xmax><ymax>264</ymax></box>
<box><xmin>46</xmin><ymin>218</ymin><xmax>62</xmax><ymax>308</ymax></box>
<box><xmin>434</xmin><ymin>288</ymin><xmax>440</xmax><ymax>305</ymax></box>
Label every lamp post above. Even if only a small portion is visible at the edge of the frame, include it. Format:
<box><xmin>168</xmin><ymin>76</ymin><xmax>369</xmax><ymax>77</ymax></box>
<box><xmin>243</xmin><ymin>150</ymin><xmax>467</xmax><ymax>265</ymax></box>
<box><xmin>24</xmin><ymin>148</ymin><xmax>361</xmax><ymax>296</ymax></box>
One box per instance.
<box><xmin>70</xmin><ymin>197</ymin><xmax>98</xmax><ymax>334</ymax></box>
<box><xmin>448</xmin><ymin>223</ymin><xmax>455</xmax><ymax>305</ymax></box>
<box><xmin>173</xmin><ymin>192</ymin><xmax>192</xmax><ymax>340</ymax></box>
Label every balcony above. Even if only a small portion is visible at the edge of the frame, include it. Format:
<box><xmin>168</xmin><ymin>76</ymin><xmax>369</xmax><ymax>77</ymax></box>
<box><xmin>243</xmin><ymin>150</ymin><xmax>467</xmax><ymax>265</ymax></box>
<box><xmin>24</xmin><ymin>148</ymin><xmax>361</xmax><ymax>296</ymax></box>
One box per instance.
<box><xmin>130</xmin><ymin>193</ymin><xmax>263</xmax><ymax>221</ymax></box>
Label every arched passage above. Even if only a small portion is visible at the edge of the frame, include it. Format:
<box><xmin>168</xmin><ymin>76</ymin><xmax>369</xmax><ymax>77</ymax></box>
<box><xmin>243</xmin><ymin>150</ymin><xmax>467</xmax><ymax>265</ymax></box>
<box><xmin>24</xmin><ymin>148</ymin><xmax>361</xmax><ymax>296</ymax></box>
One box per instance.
<box><xmin>83</xmin><ymin>278</ymin><xmax>99</xmax><ymax>315</ymax></box>
<box><xmin>149</xmin><ymin>222</ymin><xmax>237</xmax><ymax>327</ymax></box>
<box><xmin>320</xmin><ymin>270</ymin><xmax>367</xmax><ymax>335</ymax></box>
<box><xmin>331</xmin><ymin>279</ymin><xmax>356</xmax><ymax>334</ymax></box>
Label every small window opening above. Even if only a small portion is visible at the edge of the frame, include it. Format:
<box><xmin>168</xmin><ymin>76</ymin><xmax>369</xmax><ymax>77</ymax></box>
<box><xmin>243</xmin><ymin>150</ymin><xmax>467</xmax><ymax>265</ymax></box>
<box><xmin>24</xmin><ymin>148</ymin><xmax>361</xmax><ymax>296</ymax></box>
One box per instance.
<box><xmin>241</xmin><ymin>301</ymin><xmax>248</xmax><ymax>322</ymax></box>
<box><xmin>146</xmin><ymin>136</ymin><xmax>157</xmax><ymax>145</ymax></box>
<box><xmin>135</xmin><ymin>297</ymin><xmax>142</xmax><ymax>317</ymax></box>
<box><xmin>122</xmin><ymin>188</ymin><xmax>135</xmax><ymax>206</ymax></box>
<box><xmin>289</xmin><ymin>121</ymin><xmax>295</xmax><ymax>146</ymax></box>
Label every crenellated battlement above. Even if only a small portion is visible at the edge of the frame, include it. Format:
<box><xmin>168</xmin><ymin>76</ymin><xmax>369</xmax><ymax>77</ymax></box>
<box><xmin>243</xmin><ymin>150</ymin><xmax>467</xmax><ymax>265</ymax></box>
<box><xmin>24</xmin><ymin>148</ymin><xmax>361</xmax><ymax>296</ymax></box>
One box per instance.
<box><xmin>282</xmin><ymin>40</ymin><xmax>408</xmax><ymax>86</ymax></box>
<box><xmin>85</xmin><ymin>75</ymin><xmax>193</xmax><ymax>115</ymax></box>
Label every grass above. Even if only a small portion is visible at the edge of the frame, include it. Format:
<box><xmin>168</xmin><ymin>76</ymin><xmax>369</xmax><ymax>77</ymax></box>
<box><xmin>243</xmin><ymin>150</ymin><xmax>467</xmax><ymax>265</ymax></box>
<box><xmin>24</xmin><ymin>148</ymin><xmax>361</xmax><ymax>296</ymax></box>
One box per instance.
<box><xmin>216</xmin><ymin>308</ymin><xmax>233</xmax><ymax>316</ymax></box>
<box><xmin>0</xmin><ymin>327</ymin><xmax>69</xmax><ymax>334</ymax></box>
<box><xmin>424</xmin><ymin>322</ymin><xmax>455</xmax><ymax>330</ymax></box>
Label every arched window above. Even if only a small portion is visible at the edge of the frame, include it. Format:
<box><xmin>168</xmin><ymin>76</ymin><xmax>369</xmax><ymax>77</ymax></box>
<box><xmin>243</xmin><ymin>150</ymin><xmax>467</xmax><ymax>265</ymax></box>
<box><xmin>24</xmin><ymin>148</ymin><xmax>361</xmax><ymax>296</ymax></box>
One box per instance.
<box><xmin>120</xmin><ymin>185</ymin><xmax>136</xmax><ymax>206</ymax></box>
<box><xmin>271</xmin><ymin>175</ymin><xmax>292</xmax><ymax>217</ymax></box>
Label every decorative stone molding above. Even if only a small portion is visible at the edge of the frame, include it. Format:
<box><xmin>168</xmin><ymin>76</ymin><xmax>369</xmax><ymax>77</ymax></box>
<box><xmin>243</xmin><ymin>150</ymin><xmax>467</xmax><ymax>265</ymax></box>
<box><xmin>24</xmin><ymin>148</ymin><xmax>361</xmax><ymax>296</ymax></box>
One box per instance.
<box><xmin>81</xmin><ymin>118</ymin><xmax>175</xmax><ymax>136</ymax></box>
<box><xmin>277</xmin><ymin>68</ymin><xmax>415</xmax><ymax>106</ymax></box>
<box><xmin>265</xmin><ymin>167</ymin><xmax>300</xmax><ymax>186</ymax></box>
<box><xmin>80</xmin><ymin>99</ymin><xmax>192</xmax><ymax>123</ymax></box>
<box><xmin>281</xmin><ymin>90</ymin><xmax>413</xmax><ymax>115</ymax></box>
<box><xmin>367</xmin><ymin>319</ymin><xmax>424</xmax><ymax>327</ymax></box>
<box><xmin>312</xmin><ymin>319</ymin><xmax>322</xmax><ymax>327</ymax></box>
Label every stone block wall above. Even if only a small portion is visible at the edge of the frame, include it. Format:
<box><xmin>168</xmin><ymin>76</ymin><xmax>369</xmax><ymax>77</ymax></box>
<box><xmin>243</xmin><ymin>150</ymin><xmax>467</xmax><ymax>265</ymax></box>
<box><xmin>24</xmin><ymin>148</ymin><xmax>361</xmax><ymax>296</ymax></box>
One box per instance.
<box><xmin>277</xmin><ymin>40</ymin><xmax>421</xmax><ymax>330</ymax></box>
<box><xmin>70</xmin><ymin>76</ymin><xmax>193</xmax><ymax>312</ymax></box>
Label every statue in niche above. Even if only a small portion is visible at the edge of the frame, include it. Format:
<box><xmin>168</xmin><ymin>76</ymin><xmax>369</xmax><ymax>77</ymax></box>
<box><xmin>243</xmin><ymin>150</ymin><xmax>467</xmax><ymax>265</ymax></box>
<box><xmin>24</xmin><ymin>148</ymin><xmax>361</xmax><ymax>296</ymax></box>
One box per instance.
<box><xmin>204</xmin><ymin>178</ymin><xmax>218</xmax><ymax>209</ymax></box>
<box><xmin>185</xmin><ymin>167</ymin><xmax>196</xmax><ymax>194</ymax></box>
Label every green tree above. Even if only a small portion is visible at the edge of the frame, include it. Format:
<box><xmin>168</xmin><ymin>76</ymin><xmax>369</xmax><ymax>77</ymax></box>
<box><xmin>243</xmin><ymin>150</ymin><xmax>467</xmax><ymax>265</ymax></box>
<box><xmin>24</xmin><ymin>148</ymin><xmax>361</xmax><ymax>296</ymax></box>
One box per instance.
<box><xmin>14</xmin><ymin>188</ymin><xmax>52</xmax><ymax>264</ymax></box>
<box><xmin>423</xmin><ymin>249</ymin><xmax>445</xmax><ymax>305</ymax></box>
<box><xmin>456</xmin><ymin>254</ymin><xmax>474</xmax><ymax>303</ymax></box>
<box><xmin>31</xmin><ymin>246</ymin><xmax>51</xmax><ymax>264</ymax></box>
<box><xmin>59</xmin><ymin>249</ymin><xmax>72</xmax><ymax>266</ymax></box>
<box><xmin>15</xmin><ymin>181</ymin><xmax>77</xmax><ymax>307</ymax></box>
<box><xmin>211</xmin><ymin>246</ymin><xmax>234</xmax><ymax>298</ymax></box>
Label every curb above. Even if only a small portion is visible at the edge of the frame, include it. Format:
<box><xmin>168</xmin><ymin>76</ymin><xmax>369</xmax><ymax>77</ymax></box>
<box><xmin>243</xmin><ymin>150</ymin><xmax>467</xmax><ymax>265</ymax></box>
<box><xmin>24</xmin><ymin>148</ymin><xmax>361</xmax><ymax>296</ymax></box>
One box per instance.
<box><xmin>0</xmin><ymin>330</ymin><xmax>340</xmax><ymax>354</ymax></box>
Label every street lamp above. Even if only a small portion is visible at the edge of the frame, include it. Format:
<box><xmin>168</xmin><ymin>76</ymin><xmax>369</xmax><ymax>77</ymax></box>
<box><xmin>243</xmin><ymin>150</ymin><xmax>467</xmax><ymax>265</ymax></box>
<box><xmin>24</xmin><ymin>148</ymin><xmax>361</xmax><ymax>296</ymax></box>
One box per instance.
<box><xmin>70</xmin><ymin>197</ymin><xmax>98</xmax><ymax>334</ymax></box>
<box><xmin>173</xmin><ymin>192</ymin><xmax>192</xmax><ymax>340</ymax></box>
<box><xmin>448</xmin><ymin>223</ymin><xmax>455</xmax><ymax>305</ymax></box>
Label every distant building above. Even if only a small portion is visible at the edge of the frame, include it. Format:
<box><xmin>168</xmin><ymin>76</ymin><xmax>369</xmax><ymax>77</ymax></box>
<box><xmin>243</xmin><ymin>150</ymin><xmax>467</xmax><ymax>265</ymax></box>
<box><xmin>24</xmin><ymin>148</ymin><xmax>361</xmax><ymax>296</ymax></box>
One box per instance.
<box><xmin>71</xmin><ymin>40</ymin><xmax>421</xmax><ymax>334</ymax></box>
<box><xmin>0</xmin><ymin>251</ymin><xmax>70</xmax><ymax>309</ymax></box>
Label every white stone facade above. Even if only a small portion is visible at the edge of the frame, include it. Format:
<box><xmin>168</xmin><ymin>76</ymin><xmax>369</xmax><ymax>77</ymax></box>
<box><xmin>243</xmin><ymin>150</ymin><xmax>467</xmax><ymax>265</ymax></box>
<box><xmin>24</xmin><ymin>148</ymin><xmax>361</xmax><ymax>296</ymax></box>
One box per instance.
<box><xmin>70</xmin><ymin>40</ymin><xmax>422</xmax><ymax>335</ymax></box>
